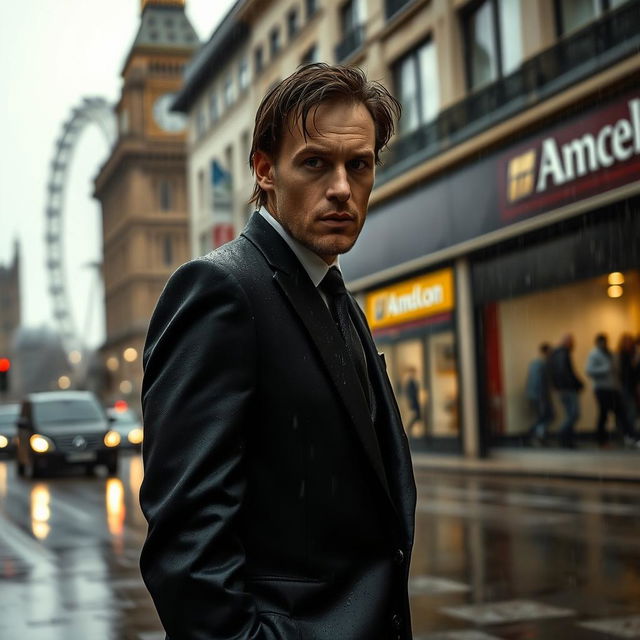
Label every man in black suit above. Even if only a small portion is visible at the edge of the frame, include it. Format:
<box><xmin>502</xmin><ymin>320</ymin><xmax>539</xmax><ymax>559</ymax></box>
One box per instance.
<box><xmin>140</xmin><ymin>63</ymin><xmax>416</xmax><ymax>640</ymax></box>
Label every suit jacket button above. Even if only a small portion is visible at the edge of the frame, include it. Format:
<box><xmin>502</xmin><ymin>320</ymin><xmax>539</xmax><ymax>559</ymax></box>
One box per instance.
<box><xmin>394</xmin><ymin>548</ymin><xmax>405</xmax><ymax>565</ymax></box>
<box><xmin>392</xmin><ymin>613</ymin><xmax>402</xmax><ymax>630</ymax></box>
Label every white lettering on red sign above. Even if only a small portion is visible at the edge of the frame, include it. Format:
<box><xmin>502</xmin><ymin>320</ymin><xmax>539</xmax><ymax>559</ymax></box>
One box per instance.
<box><xmin>536</xmin><ymin>99</ymin><xmax>640</xmax><ymax>192</ymax></box>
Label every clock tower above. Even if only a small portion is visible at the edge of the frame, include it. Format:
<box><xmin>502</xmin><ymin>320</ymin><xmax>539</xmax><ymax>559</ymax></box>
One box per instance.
<box><xmin>94</xmin><ymin>0</ymin><xmax>198</xmax><ymax>408</ymax></box>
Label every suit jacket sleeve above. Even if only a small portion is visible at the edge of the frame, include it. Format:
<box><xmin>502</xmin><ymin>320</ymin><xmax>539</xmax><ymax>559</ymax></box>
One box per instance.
<box><xmin>139</xmin><ymin>258</ymin><xmax>271</xmax><ymax>639</ymax></box>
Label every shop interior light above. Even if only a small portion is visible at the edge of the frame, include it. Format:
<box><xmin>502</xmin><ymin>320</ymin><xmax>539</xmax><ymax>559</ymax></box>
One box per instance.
<box><xmin>608</xmin><ymin>285</ymin><xmax>623</xmax><ymax>299</ymax></box>
<box><xmin>0</xmin><ymin>435</ymin><xmax>8</xmax><ymax>449</ymax></box>
<box><xmin>608</xmin><ymin>272</ymin><xmax>624</xmax><ymax>285</ymax></box>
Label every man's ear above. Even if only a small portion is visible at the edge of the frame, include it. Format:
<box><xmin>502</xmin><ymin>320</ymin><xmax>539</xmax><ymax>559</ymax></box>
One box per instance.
<box><xmin>253</xmin><ymin>150</ymin><xmax>276</xmax><ymax>193</ymax></box>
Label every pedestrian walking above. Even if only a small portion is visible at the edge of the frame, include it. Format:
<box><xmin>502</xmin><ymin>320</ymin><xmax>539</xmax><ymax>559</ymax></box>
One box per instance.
<box><xmin>586</xmin><ymin>333</ymin><xmax>638</xmax><ymax>448</ymax></box>
<box><xmin>548</xmin><ymin>334</ymin><xmax>584</xmax><ymax>448</ymax></box>
<box><xmin>404</xmin><ymin>366</ymin><xmax>422</xmax><ymax>436</ymax></box>
<box><xmin>526</xmin><ymin>342</ymin><xmax>554</xmax><ymax>445</ymax></box>
<box><xmin>617</xmin><ymin>333</ymin><xmax>638</xmax><ymax>432</ymax></box>
<box><xmin>139</xmin><ymin>64</ymin><xmax>416</xmax><ymax>640</ymax></box>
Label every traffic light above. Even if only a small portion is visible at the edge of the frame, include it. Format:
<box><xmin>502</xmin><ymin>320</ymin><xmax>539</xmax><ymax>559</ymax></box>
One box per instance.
<box><xmin>0</xmin><ymin>358</ymin><xmax>11</xmax><ymax>393</ymax></box>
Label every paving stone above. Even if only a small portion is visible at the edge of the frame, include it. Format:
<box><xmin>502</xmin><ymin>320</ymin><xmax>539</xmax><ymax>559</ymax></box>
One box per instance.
<box><xmin>410</xmin><ymin>575</ymin><xmax>471</xmax><ymax>595</ymax></box>
<box><xmin>579</xmin><ymin>615</ymin><xmax>640</xmax><ymax>638</ymax></box>
<box><xmin>441</xmin><ymin>599</ymin><xmax>575</xmax><ymax>625</ymax></box>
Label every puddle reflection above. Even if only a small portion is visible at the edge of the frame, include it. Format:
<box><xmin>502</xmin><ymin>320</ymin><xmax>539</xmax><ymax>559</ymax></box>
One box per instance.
<box><xmin>0</xmin><ymin>462</ymin><xmax>7</xmax><ymax>500</ymax></box>
<box><xmin>106</xmin><ymin>477</ymin><xmax>126</xmax><ymax>553</ymax></box>
<box><xmin>30</xmin><ymin>483</ymin><xmax>51</xmax><ymax>540</ymax></box>
<box><xmin>129</xmin><ymin>454</ymin><xmax>143</xmax><ymax>497</ymax></box>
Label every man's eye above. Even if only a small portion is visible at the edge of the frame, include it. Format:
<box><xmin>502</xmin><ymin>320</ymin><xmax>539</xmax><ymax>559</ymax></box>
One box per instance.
<box><xmin>348</xmin><ymin>159</ymin><xmax>369</xmax><ymax>170</ymax></box>
<box><xmin>303</xmin><ymin>157</ymin><xmax>323</xmax><ymax>168</ymax></box>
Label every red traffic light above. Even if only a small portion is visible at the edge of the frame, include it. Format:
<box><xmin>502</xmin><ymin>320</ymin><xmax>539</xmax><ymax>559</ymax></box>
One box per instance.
<box><xmin>0</xmin><ymin>358</ymin><xmax>10</xmax><ymax>373</ymax></box>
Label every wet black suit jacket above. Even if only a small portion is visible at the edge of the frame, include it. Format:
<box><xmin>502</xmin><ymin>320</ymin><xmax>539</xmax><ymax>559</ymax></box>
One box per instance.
<box><xmin>139</xmin><ymin>212</ymin><xmax>417</xmax><ymax>640</ymax></box>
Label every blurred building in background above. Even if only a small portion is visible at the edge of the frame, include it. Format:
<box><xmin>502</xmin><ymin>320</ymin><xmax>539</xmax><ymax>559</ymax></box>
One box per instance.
<box><xmin>0</xmin><ymin>240</ymin><xmax>21</xmax><ymax>399</ymax></box>
<box><xmin>173</xmin><ymin>0</ymin><xmax>640</xmax><ymax>458</ymax></box>
<box><xmin>94</xmin><ymin>0</ymin><xmax>199</xmax><ymax>410</ymax></box>
<box><xmin>11</xmin><ymin>327</ymin><xmax>71</xmax><ymax>397</ymax></box>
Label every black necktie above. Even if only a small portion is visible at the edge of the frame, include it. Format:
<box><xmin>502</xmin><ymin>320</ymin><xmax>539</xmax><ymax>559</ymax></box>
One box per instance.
<box><xmin>320</xmin><ymin>267</ymin><xmax>371</xmax><ymax>408</ymax></box>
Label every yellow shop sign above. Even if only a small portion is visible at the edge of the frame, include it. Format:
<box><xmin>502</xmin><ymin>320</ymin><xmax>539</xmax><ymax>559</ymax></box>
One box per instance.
<box><xmin>365</xmin><ymin>269</ymin><xmax>455</xmax><ymax>331</ymax></box>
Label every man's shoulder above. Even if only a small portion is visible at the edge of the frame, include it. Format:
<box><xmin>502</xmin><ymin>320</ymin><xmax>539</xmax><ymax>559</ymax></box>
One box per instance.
<box><xmin>198</xmin><ymin>234</ymin><xmax>257</xmax><ymax>269</ymax></box>
<box><xmin>163</xmin><ymin>235</ymin><xmax>267</xmax><ymax>297</ymax></box>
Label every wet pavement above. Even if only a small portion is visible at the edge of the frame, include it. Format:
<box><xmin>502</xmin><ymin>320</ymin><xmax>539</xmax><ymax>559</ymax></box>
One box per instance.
<box><xmin>410</xmin><ymin>470</ymin><xmax>640</xmax><ymax>639</ymax></box>
<box><xmin>0</xmin><ymin>455</ymin><xmax>639</xmax><ymax>639</ymax></box>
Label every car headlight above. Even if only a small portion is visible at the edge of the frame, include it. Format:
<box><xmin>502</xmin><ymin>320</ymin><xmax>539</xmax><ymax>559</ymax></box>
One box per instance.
<box><xmin>104</xmin><ymin>430</ymin><xmax>121</xmax><ymax>447</ymax></box>
<box><xmin>127</xmin><ymin>427</ymin><xmax>143</xmax><ymax>445</ymax></box>
<box><xmin>0</xmin><ymin>435</ymin><xmax>8</xmax><ymax>448</ymax></box>
<box><xmin>30</xmin><ymin>434</ymin><xmax>54</xmax><ymax>453</ymax></box>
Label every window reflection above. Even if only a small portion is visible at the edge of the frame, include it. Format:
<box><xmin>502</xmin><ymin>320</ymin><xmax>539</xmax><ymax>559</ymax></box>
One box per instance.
<box><xmin>30</xmin><ymin>484</ymin><xmax>51</xmax><ymax>540</ymax></box>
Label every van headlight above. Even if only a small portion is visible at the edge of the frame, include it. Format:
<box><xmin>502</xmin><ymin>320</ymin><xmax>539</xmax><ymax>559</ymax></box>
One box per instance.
<box><xmin>127</xmin><ymin>427</ymin><xmax>143</xmax><ymax>445</ymax></box>
<box><xmin>0</xmin><ymin>435</ymin><xmax>9</xmax><ymax>448</ymax></box>
<box><xmin>104</xmin><ymin>430</ymin><xmax>121</xmax><ymax>447</ymax></box>
<box><xmin>30</xmin><ymin>434</ymin><xmax>54</xmax><ymax>453</ymax></box>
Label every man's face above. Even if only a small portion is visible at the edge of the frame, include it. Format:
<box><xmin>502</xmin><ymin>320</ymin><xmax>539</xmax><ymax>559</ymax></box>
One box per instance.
<box><xmin>254</xmin><ymin>100</ymin><xmax>376</xmax><ymax>264</ymax></box>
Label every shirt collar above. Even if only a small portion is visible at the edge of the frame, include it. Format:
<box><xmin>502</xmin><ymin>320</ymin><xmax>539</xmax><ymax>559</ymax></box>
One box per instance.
<box><xmin>258</xmin><ymin>206</ymin><xmax>339</xmax><ymax>287</ymax></box>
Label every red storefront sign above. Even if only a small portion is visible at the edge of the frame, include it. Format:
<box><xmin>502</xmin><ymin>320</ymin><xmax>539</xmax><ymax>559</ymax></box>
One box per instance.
<box><xmin>499</xmin><ymin>91</ymin><xmax>640</xmax><ymax>222</ymax></box>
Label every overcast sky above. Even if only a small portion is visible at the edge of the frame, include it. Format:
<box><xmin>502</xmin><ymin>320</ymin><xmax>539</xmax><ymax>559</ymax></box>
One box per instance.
<box><xmin>0</xmin><ymin>0</ymin><xmax>236</xmax><ymax>348</ymax></box>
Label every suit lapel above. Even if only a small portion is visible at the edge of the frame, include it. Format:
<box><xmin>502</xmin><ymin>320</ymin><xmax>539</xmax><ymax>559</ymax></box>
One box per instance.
<box><xmin>242</xmin><ymin>214</ymin><xmax>394</xmax><ymax>505</ymax></box>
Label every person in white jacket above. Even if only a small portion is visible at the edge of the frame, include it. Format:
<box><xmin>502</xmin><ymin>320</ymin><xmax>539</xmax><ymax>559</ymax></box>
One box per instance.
<box><xmin>585</xmin><ymin>333</ymin><xmax>638</xmax><ymax>448</ymax></box>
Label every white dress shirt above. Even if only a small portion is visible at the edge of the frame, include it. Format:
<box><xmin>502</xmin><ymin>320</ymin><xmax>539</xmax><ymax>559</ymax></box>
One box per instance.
<box><xmin>258</xmin><ymin>206</ymin><xmax>340</xmax><ymax>306</ymax></box>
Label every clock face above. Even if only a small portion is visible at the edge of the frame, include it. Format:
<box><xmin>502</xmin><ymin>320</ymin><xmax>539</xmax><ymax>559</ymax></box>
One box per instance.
<box><xmin>152</xmin><ymin>93</ymin><xmax>186</xmax><ymax>133</ymax></box>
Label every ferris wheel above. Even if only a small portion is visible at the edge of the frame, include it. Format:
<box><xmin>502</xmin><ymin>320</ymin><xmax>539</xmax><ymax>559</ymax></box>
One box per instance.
<box><xmin>44</xmin><ymin>97</ymin><xmax>116</xmax><ymax>357</ymax></box>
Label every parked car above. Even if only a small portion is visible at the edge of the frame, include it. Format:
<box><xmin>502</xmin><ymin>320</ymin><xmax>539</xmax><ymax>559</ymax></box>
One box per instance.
<box><xmin>16</xmin><ymin>391</ymin><xmax>121</xmax><ymax>478</ymax></box>
<box><xmin>106</xmin><ymin>407</ymin><xmax>143</xmax><ymax>451</ymax></box>
<box><xmin>0</xmin><ymin>403</ymin><xmax>19</xmax><ymax>456</ymax></box>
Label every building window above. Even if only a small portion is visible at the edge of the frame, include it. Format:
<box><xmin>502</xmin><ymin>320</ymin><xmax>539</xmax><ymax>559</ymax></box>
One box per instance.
<box><xmin>301</xmin><ymin>43</ymin><xmax>318</xmax><ymax>65</ymax></box>
<box><xmin>163</xmin><ymin>235</ymin><xmax>173</xmax><ymax>266</ymax></box>
<box><xmin>269</xmin><ymin>26</ymin><xmax>281</xmax><ymax>57</ymax></box>
<box><xmin>159</xmin><ymin>179</ymin><xmax>172</xmax><ymax>211</ymax></box>
<box><xmin>288</xmin><ymin>7</ymin><xmax>300</xmax><ymax>39</ymax></box>
<box><xmin>556</xmin><ymin>0</ymin><xmax>630</xmax><ymax>35</ymax></box>
<box><xmin>254</xmin><ymin>45</ymin><xmax>264</xmax><ymax>74</ymax></box>
<box><xmin>238</xmin><ymin>56</ymin><xmax>249</xmax><ymax>91</ymax></box>
<box><xmin>224</xmin><ymin>72</ymin><xmax>235</xmax><ymax>108</ymax></box>
<box><xmin>306</xmin><ymin>0</ymin><xmax>319</xmax><ymax>19</ymax></box>
<box><xmin>208</xmin><ymin>91</ymin><xmax>219</xmax><ymax>124</ymax></box>
<box><xmin>337</xmin><ymin>0</ymin><xmax>365</xmax><ymax>61</ymax></box>
<box><xmin>119</xmin><ymin>109</ymin><xmax>129</xmax><ymax>135</ymax></box>
<box><xmin>394</xmin><ymin>39</ymin><xmax>439</xmax><ymax>136</ymax></box>
<box><xmin>463</xmin><ymin>0</ymin><xmax>523</xmax><ymax>91</ymax></box>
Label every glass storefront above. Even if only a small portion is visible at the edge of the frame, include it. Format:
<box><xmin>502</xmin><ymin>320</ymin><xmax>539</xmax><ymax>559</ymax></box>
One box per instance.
<box><xmin>474</xmin><ymin>205</ymin><xmax>640</xmax><ymax>448</ymax></box>
<box><xmin>482</xmin><ymin>269</ymin><xmax>640</xmax><ymax>442</ymax></box>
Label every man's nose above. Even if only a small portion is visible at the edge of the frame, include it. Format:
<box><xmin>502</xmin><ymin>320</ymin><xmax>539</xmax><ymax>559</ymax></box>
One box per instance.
<box><xmin>326</xmin><ymin>166</ymin><xmax>351</xmax><ymax>203</ymax></box>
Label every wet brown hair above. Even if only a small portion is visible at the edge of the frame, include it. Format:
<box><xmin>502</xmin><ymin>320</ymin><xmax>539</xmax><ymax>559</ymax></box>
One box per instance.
<box><xmin>249</xmin><ymin>63</ymin><xmax>401</xmax><ymax>208</ymax></box>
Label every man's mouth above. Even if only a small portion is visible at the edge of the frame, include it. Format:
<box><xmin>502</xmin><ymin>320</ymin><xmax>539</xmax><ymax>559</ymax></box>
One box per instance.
<box><xmin>320</xmin><ymin>212</ymin><xmax>355</xmax><ymax>223</ymax></box>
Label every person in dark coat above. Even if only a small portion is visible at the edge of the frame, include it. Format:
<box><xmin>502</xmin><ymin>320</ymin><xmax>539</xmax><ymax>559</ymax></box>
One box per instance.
<box><xmin>586</xmin><ymin>333</ymin><xmax>637</xmax><ymax>447</ymax></box>
<box><xmin>404</xmin><ymin>367</ymin><xmax>422</xmax><ymax>434</ymax></box>
<box><xmin>526</xmin><ymin>342</ymin><xmax>554</xmax><ymax>445</ymax></box>
<box><xmin>548</xmin><ymin>334</ymin><xmax>584</xmax><ymax>448</ymax></box>
<box><xmin>139</xmin><ymin>64</ymin><xmax>416</xmax><ymax>640</ymax></box>
<box><xmin>617</xmin><ymin>333</ymin><xmax>638</xmax><ymax>434</ymax></box>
